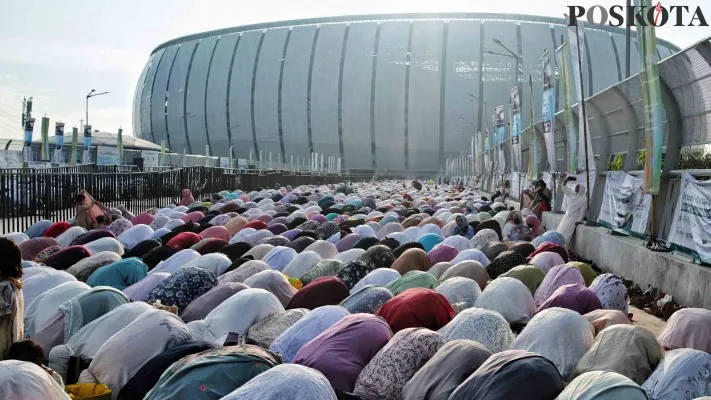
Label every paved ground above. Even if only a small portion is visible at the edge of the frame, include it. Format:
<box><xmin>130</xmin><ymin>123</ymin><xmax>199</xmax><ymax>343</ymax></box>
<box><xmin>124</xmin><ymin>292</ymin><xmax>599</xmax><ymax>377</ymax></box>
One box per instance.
<box><xmin>630</xmin><ymin>305</ymin><xmax>666</xmax><ymax>337</ymax></box>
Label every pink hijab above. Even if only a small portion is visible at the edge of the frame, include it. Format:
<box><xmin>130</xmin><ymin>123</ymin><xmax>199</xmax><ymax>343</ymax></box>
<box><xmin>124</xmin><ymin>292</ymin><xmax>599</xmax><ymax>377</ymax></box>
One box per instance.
<box><xmin>533</xmin><ymin>265</ymin><xmax>585</xmax><ymax>307</ymax></box>
<box><xmin>82</xmin><ymin>191</ymin><xmax>105</xmax><ymax>225</ymax></box>
<box><xmin>182</xmin><ymin>211</ymin><xmax>205</xmax><ymax>224</ymax></box>
<box><xmin>180</xmin><ymin>189</ymin><xmax>195</xmax><ymax>206</ymax></box>
<box><xmin>200</xmin><ymin>226</ymin><xmax>231</xmax><ymax>241</ymax></box>
<box><xmin>131</xmin><ymin>213</ymin><xmax>155</xmax><ymax>226</ymax></box>
<box><xmin>428</xmin><ymin>245</ymin><xmax>458</xmax><ymax>264</ymax></box>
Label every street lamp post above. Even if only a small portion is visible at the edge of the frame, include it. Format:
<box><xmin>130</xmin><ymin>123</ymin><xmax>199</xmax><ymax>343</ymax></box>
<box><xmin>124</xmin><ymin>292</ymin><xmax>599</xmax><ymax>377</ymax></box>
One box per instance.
<box><xmin>487</xmin><ymin>38</ymin><xmax>521</xmax><ymax>86</ymax></box>
<box><xmin>85</xmin><ymin>89</ymin><xmax>110</xmax><ymax>127</ymax></box>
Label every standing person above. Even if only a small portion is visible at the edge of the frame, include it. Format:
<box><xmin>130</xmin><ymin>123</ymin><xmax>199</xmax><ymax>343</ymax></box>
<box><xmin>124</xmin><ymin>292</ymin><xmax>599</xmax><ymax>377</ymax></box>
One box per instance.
<box><xmin>179</xmin><ymin>189</ymin><xmax>196</xmax><ymax>207</ymax></box>
<box><xmin>522</xmin><ymin>180</ymin><xmax>551</xmax><ymax>220</ymax></box>
<box><xmin>558</xmin><ymin>175</ymin><xmax>588</xmax><ymax>246</ymax></box>
<box><xmin>74</xmin><ymin>190</ymin><xmax>107</xmax><ymax>230</ymax></box>
<box><xmin>0</xmin><ymin>237</ymin><xmax>24</xmax><ymax>359</ymax></box>
<box><xmin>493</xmin><ymin>180</ymin><xmax>510</xmax><ymax>203</ymax></box>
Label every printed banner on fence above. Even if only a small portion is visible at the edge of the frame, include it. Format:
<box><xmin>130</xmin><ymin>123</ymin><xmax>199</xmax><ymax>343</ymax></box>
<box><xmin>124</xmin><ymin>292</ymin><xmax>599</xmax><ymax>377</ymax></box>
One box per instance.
<box><xmin>635</xmin><ymin>0</ymin><xmax>663</xmax><ymax>194</ymax></box>
<box><xmin>142</xmin><ymin>150</ymin><xmax>160</xmax><ymax>168</ymax></box>
<box><xmin>510</xmin><ymin>85</ymin><xmax>521</xmax><ymax>172</ymax></box>
<box><xmin>556</xmin><ymin>42</ymin><xmax>577</xmax><ymax>174</ymax></box>
<box><xmin>219</xmin><ymin>157</ymin><xmax>231</xmax><ymax>169</ymax></box>
<box><xmin>495</xmin><ymin>105</ymin><xmax>506</xmax><ymax>175</ymax></box>
<box><xmin>96</xmin><ymin>146</ymin><xmax>122</xmax><ymax>165</ymax></box>
<box><xmin>569</xmin><ymin>24</ymin><xmax>595</xmax><ymax>173</ymax></box>
<box><xmin>541</xmin><ymin>50</ymin><xmax>556</xmax><ymax>172</ymax></box>
<box><xmin>668</xmin><ymin>172</ymin><xmax>711</xmax><ymax>263</ymax></box>
<box><xmin>0</xmin><ymin>150</ymin><xmax>23</xmax><ymax>168</ymax></box>
<box><xmin>597</xmin><ymin>171</ymin><xmax>651</xmax><ymax>236</ymax></box>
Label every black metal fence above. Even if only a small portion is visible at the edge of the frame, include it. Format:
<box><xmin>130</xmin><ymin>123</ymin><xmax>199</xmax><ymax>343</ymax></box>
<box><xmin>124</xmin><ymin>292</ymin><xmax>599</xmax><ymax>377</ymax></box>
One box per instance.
<box><xmin>0</xmin><ymin>165</ymin><xmax>370</xmax><ymax>234</ymax></box>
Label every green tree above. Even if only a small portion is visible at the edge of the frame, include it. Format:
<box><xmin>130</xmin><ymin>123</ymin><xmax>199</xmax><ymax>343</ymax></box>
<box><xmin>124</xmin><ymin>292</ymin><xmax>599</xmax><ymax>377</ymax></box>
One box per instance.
<box><xmin>679</xmin><ymin>148</ymin><xmax>711</xmax><ymax>169</ymax></box>
<box><xmin>608</xmin><ymin>154</ymin><xmax>624</xmax><ymax>171</ymax></box>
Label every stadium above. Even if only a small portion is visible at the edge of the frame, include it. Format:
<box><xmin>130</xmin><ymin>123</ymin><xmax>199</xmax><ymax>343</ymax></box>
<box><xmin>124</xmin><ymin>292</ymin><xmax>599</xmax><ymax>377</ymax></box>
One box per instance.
<box><xmin>132</xmin><ymin>13</ymin><xmax>679</xmax><ymax>175</ymax></box>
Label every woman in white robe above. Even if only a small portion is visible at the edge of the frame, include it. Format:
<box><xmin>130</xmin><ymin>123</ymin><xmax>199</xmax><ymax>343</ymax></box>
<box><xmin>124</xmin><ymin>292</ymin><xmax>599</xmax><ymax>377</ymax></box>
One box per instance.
<box><xmin>558</xmin><ymin>176</ymin><xmax>588</xmax><ymax>246</ymax></box>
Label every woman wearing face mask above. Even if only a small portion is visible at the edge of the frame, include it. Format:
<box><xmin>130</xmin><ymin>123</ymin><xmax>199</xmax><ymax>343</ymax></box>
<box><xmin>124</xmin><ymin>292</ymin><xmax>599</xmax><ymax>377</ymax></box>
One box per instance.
<box><xmin>503</xmin><ymin>211</ymin><xmax>530</xmax><ymax>242</ymax></box>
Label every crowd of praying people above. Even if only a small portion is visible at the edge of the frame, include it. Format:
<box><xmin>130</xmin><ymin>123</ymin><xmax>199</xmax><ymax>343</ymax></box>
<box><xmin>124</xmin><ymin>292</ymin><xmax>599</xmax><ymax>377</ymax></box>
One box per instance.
<box><xmin>0</xmin><ymin>179</ymin><xmax>710</xmax><ymax>400</ymax></box>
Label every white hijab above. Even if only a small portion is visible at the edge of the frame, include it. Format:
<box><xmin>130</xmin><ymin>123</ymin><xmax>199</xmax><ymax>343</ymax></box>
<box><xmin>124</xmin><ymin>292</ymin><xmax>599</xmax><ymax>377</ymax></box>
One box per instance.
<box><xmin>84</xmin><ymin>237</ymin><xmax>125</xmax><ymax>256</ymax></box>
<box><xmin>473</xmin><ymin>277</ymin><xmax>535</xmax><ymax>325</ymax></box>
<box><xmin>150</xmin><ymin>249</ymin><xmax>201</xmax><ymax>275</ymax></box>
<box><xmin>349</xmin><ymin>268</ymin><xmax>401</xmax><ymax>294</ymax></box>
<box><xmin>0</xmin><ymin>360</ymin><xmax>70</xmax><ymax>400</ymax></box>
<box><xmin>21</xmin><ymin>269</ymin><xmax>77</xmax><ymax>307</ymax></box>
<box><xmin>510</xmin><ymin>307</ymin><xmax>595</xmax><ymax>381</ymax></box>
<box><xmin>48</xmin><ymin>302</ymin><xmax>153</xmax><ymax>381</ymax></box>
<box><xmin>117</xmin><ymin>225</ymin><xmax>154</xmax><ymax>250</ymax></box>
<box><xmin>303</xmin><ymin>240</ymin><xmax>339</xmax><ymax>259</ymax></box>
<box><xmin>243</xmin><ymin>270</ymin><xmax>298</xmax><ymax>307</ymax></box>
<box><xmin>79</xmin><ymin>309</ymin><xmax>192</xmax><ymax>397</ymax></box>
<box><xmin>641</xmin><ymin>348</ymin><xmax>711</xmax><ymax>400</ymax></box>
<box><xmin>24</xmin><ymin>281</ymin><xmax>90</xmax><ymax>338</ymax></box>
<box><xmin>56</xmin><ymin>226</ymin><xmax>87</xmax><ymax>247</ymax></box>
<box><xmin>187</xmin><ymin>288</ymin><xmax>284</xmax><ymax>344</ymax></box>
<box><xmin>335</xmin><ymin>248</ymin><xmax>366</xmax><ymax>265</ymax></box>
<box><xmin>180</xmin><ymin>253</ymin><xmax>232</xmax><ymax>276</ymax></box>
<box><xmin>282</xmin><ymin>251</ymin><xmax>323</xmax><ymax>279</ymax></box>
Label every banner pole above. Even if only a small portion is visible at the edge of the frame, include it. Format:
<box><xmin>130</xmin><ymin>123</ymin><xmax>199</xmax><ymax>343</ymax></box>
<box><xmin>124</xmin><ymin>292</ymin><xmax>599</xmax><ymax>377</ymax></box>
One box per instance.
<box><xmin>574</xmin><ymin>25</ymin><xmax>592</xmax><ymax>211</ymax></box>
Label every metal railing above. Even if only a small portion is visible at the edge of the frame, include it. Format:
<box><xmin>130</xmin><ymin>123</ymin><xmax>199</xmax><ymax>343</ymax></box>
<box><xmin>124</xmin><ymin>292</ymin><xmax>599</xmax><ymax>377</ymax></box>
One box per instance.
<box><xmin>0</xmin><ymin>166</ymin><xmax>371</xmax><ymax>234</ymax></box>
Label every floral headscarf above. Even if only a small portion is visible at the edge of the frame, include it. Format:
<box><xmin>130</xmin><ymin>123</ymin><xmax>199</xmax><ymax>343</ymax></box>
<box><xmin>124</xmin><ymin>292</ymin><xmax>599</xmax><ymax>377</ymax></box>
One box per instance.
<box><xmin>438</xmin><ymin>308</ymin><xmax>515</xmax><ymax>353</ymax></box>
<box><xmin>146</xmin><ymin>266</ymin><xmax>217</xmax><ymax>312</ymax></box>
<box><xmin>353</xmin><ymin>328</ymin><xmax>447</xmax><ymax>400</ymax></box>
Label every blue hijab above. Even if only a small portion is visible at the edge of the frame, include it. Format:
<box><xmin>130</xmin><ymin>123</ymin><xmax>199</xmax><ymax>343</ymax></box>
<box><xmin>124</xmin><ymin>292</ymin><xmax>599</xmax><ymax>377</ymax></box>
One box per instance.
<box><xmin>417</xmin><ymin>233</ymin><xmax>443</xmax><ymax>252</ymax></box>
<box><xmin>86</xmin><ymin>257</ymin><xmax>148</xmax><ymax>290</ymax></box>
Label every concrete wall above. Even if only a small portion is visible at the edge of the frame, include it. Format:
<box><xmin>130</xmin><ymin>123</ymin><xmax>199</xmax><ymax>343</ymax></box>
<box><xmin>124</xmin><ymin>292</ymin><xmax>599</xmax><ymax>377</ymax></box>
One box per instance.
<box><xmin>543</xmin><ymin>212</ymin><xmax>711</xmax><ymax>310</ymax></box>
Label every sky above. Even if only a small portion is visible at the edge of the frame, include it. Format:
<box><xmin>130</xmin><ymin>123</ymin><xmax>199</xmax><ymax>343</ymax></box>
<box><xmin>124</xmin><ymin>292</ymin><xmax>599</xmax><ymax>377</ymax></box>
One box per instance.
<box><xmin>0</xmin><ymin>0</ymin><xmax>708</xmax><ymax>139</ymax></box>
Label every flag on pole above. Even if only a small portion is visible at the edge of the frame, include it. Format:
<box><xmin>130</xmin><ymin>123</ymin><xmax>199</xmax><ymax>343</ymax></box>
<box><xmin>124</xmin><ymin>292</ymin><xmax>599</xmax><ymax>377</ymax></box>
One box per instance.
<box><xmin>510</xmin><ymin>85</ymin><xmax>522</xmax><ymax>172</ymax></box>
<box><xmin>495</xmin><ymin>105</ymin><xmax>506</xmax><ymax>175</ymax></box>
<box><xmin>527</xmin><ymin>75</ymin><xmax>539</xmax><ymax>181</ymax></box>
<box><xmin>40</xmin><ymin>117</ymin><xmax>49</xmax><ymax>161</ymax></box>
<box><xmin>556</xmin><ymin>41</ymin><xmax>578</xmax><ymax>174</ymax></box>
<box><xmin>541</xmin><ymin>50</ymin><xmax>556</xmax><ymax>172</ymax></box>
<box><xmin>117</xmin><ymin>128</ymin><xmax>124</xmax><ymax>165</ymax></box>
<box><xmin>22</xmin><ymin>118</ymin><xmax>36</xmax><ymax>166</ymax></box>
<box><xmin>54</xmin><ymin>122</ymin><xmax>65</xmax><ymax>164</ymax></box>
<box><xmin>635</xmin><ymin>0</ymin><xmax>663</xmax><ymax>195</ymax></box>
<box><xmin>82</xmin><ymin>125</ymin><xmax>92</xmax><ymax>164</ymax></box>
<box><xmin>568</xmin><ymin>24</ymin><xmax>596</xmax><ymax>173</ymax></box>
<box><xmin>70</xmin><ymin>127</ymin><xmax>78</xmax><ymax>165</ymax></box>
